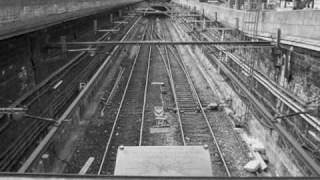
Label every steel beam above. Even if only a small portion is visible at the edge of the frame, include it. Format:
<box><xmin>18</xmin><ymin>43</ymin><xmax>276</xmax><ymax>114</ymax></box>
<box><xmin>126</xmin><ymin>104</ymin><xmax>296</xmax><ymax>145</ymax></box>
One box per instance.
<box><xmin>206</xmin><ymin>28</ymin><xmax>235</xmax><ymax>31</ymax></box>
<box><xmin>67</xmin><ymin>48</ymin><xmax>97</xmax><ymax>52</ymax></box>
<box><xmin>52</xmin><ymin>40</ymin><xmax>272</xmax><ymax>46</ymax></box>
<box><xmin>123</xmin><ymin>15</ymin><xmax>135</xmax><ymax>18</ymax></box>
<box><xmin>114</xmin><ymin>21</ymin><xmax>128</xmax><ymax>24</ymax></box>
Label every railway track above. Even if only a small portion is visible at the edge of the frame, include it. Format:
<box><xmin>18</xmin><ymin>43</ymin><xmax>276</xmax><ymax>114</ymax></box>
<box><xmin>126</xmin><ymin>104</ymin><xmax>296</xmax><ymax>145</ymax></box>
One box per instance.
<box><xmin>18</xmin><ymin>13</ymin><xmax>145</xmax><ymax>173</ymax></box>
<box><xmin>97</xmin><ymin>18</ymin><xmax>151</xmax><ymax>175</ymax></box>
<box><xmin>154</xmin><ymin>19</ymin><xmax>231</xmax><ymax>176</ymax></box>
<box><xmin>0</xmin><ymin>13</ymin><xmax>139</xmax><ymax>172</ymax></box>
<box><xmin>13</xmin><ymin>6</ymin><xmax>249</xmax><ymax>175</ymax></box>
<box><xmin>96</xmin><ymin>16</ymin><xmax>231</xmax><ymax>176</ymax></box>
<box><xmin>139</xmin><ymin>18</ymin><xmax>182</xmax><ymax>147</ymax></box>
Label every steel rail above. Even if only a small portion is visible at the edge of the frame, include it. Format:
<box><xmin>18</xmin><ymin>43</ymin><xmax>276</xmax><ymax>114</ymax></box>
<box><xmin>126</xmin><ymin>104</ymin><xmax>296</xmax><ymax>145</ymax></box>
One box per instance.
<box><xmin>169</xmin><ymin>45</ymin><xmax>231</xmax><ymax>176</ymax></box>
<box><xmin>97</xmin><ymin>22</ymin><xmax>148</xmax><ymax>174</ymax></box>
<box><xmin>52</xmin><ymin>40</ymin><xmax>272</xmax><ymax>46</ymax></box>
<box><xmin>18</xmin><ymin>16</ymin><xmax>142</xmax><ymax>173</ymax></box>
<box><xmin>100</xmin><ymin>68</ymin><xmax>125</xmax><ymax>117</ymax></box>
<box><xmin>156</xmin><ymin>45</ymin><xmax>187</xmax><ymax>145</ymax></box>
<box><xmin>176</xmin><ymin>17</ymin><xmax>320</xmax><ymax>176</ymax></box>
<box><xmin>138</xmin><ymin>23</ymin><xmax>153</xmax><ymax>146</ymax></box>
<box><xmin>165</xmin><ymin>22</ymin><xmax>231</xmax><ymax>176</ymax></box>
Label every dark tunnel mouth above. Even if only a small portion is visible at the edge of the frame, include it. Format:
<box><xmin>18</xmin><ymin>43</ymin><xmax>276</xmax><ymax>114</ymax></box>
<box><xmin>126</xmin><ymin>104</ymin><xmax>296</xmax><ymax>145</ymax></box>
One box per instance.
<box><xmin>151</xmin><ymin>6</ymin><xmax>168</xmax><ymax>12</ymax></box>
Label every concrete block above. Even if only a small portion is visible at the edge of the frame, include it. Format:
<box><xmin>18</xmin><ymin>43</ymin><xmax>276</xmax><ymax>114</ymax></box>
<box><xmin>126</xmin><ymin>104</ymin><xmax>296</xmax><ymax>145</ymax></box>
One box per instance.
<box><xmin>244</xmin><ymin>159</ymin><xmax>260</xmax><ymax>173</ymax></box>
<box><xmin>115</xmin><ymin>146</ymin><xmax>213</xmax><ymax>176</ymax></box>
<box><xmin>207</xmin><ymin>102</ymin><xmax>219</xmax><ymax>110</ymax></box>
<box><xmin>252</xmin><ymin>139</ymin><xmax>266</xmax><ymax>154</ymax></box>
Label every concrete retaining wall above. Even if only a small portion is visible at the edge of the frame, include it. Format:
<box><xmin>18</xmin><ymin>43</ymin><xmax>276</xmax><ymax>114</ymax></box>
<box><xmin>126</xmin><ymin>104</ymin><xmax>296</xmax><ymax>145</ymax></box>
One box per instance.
<box><xmin>173</xmin><ymin>0</ymin><xmax>320</xmax><ymax>48</ymax></box>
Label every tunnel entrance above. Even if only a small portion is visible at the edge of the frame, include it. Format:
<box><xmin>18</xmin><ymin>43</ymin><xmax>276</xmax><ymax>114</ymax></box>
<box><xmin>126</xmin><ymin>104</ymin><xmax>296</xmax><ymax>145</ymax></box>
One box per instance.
<box><xmin>151</xmin><ymin>6</ymin><xmax>168</xmax><ymax>12</ymax></box>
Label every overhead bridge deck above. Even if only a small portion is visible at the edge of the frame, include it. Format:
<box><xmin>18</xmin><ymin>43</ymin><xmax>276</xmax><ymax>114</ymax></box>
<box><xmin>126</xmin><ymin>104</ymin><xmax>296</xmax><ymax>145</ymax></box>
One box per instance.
<box><xmin>0</xmin><ymin>0</ymin><xmax>142</xmax><ymax>41</ymax></box>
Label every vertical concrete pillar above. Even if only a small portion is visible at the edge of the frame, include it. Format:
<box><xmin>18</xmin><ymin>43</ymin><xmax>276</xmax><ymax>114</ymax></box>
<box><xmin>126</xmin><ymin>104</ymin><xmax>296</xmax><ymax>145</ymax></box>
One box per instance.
<box><xmin>29</xmin><ymin>34</ymin><xmax>44</xmax><ymax>84</ymax></box>
<box><xmin>202</xmin><ymin>9</ymin><xmax>206</xmax><ymax>31</ymax></box>
<box><xmin>110</xmin><ymin>13</ymin><xmax>113</xmax><ymax>23</ymax></box>
<box><xmin>292</xmin><ymin>0</ymin><xmax>298</xmax><ymax>9</ymax></box>
<box><xmin>235</xmin><ymin>0</ymin><xmax>241</xmax><ymax>9</ymax></box>
<box><xmin>228</xmin><ymin>0</ymin><xmax>233</xmax><ymax>8</ymax></box>
<box><xmin>93</xmin><ymin>19</ymin><xmax>98</xmax><ymax>34</ymax></box>
<box><xmin>118</xmin><ymin>10</ymin><xmax>122</xmax><ymax>17</ymax></box>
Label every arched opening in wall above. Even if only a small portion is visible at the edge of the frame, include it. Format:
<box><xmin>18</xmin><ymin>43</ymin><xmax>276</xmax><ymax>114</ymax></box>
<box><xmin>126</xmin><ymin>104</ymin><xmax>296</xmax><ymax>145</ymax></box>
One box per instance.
<box><xmin>151</xmin><ymin>6</ymin><xmax>168</xmax><ymax>12</ymax></box>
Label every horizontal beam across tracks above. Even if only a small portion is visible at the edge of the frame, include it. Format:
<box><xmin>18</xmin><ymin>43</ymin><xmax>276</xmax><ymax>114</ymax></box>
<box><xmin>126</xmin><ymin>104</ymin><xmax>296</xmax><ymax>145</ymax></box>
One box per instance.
<box><xmin>52</xmin><ymin>40</ymin><xmax>273</xmax><ymax>46</ymax></box>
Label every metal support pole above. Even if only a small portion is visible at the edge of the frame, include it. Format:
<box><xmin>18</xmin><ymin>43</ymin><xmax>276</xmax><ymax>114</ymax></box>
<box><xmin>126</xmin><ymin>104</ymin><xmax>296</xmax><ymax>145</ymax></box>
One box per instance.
<box><xmin>214</xmin><ymin>12</ymin><xmax>218</xmax><ymax>22</ymax></box>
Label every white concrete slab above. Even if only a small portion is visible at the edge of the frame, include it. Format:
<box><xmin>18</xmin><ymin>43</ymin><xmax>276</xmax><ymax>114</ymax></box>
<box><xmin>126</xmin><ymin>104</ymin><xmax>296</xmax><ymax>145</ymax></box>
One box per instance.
<box><xmin>114</xmin><ymin>146</ymin><xmax>212</xmax><ymax>176</ymax></box>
